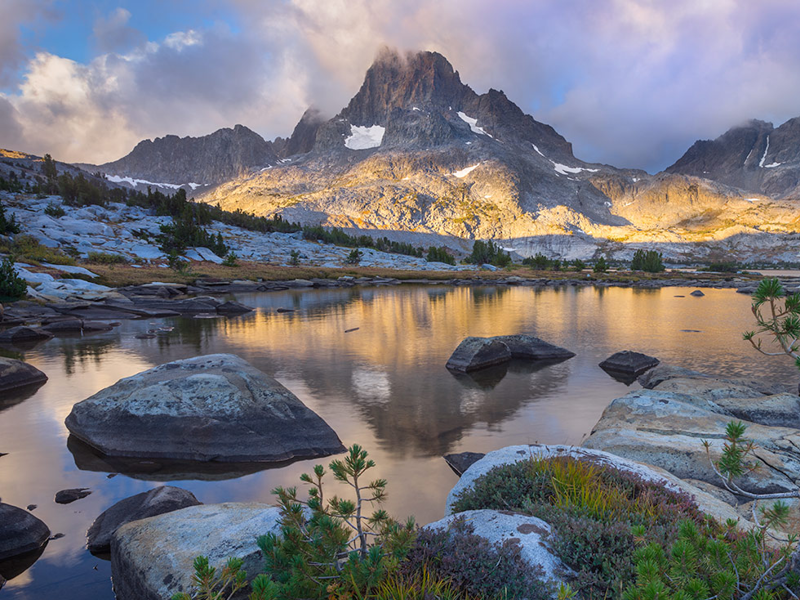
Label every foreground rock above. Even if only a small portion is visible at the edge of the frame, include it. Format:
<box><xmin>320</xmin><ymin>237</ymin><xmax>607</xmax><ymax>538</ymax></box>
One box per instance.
<box><xmin>0</xmin><ymin>503</ymin><xmax>50</xmax><ymax>561</ymax></box>
<box><xmin>0</xmin><ymin>326</ymin><xmax>53</xmax><ymax>344</ymax></box>
<box><xmin>40</xmin><ymin>319</ymin><xmax>114</xmax><ymax>334</ymax></box>
<box><xmin>446</xmin><ymin>337</ymin><xmax>511</xmax><ymax>372</ymax></box>
<box><xmin>446</xmin><ymin>445</ymin><xmax>748</xmax><ymax>527</ymax></box>
<box><xmin>0</xmin><ymin>357</ymin><xmax>47</xmax><ymax>393</ymax></box>
<box><xmin>599</xmin><ymin>350</ymin><xmax>659</xmax><ymax>377</ymax></box>
<box><xmin>111</xmin><ymin>503</ymin><xmax>283</xmax><ymax>600</ymax></box>
<box><xmin>424</xmin><ymin>509</ymin><xmax>565</xmax><ymax>585</ymax></box>
<box><xmin>584</xmin><ymin>381</ymin><xmax>800</xmax><ymax>495</ymax></box>
<box><xmin>65</xmin><ymin>354</ymin><xmax>345</xmax><ymax>463</ymax></box>
<box><xmin>88</xmin><ymin>486</ymin><xmax>201</xmax><ymax>553</ymax></box>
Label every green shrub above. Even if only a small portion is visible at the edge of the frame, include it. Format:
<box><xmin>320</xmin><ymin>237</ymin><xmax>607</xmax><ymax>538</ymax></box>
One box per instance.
<box><xmin>401</xmin><ymin>516</ymin><xmax>551</xmax><ymax>600</ymax></box>
<box><xmin>523</xmin><ymin>253</ymin><xmax>551</xmax><ymax>270</ymax></box>
<box><xmin>86</xmin><ymin>251</ymin><xmax>128</xmax><ymax>264</ymax></box>
<box><xmin>0</xmin><ymin>256</ymin><xmax>27</xmax><ymax>299</ymax></box>
<box><xmin>345</xmin><ymin>248</ymin><xmax>363</xmax><ymax>265</ymax></box>
<box><xmin>375</xmin><ymin>568</ymin><xmax>478</xmax><ymax>600</ymax></box>
<box><xmin>44</xmin><ymin>203</ymin><xmax>65</xmax><ymax>218</ymax></box>
<box><xmin>743</xmin><ymin>278</ymin><xmax>800</xmax><ymax>368</ymax></box>
<box><xmin>705</xmin><ymin>261</ymin><xmax>739</xmax><ymax>273</ymax></box>
<box><xmin>593</xmin><ymin>256</ymin><xmax>608</xmax><ymax>273</ymax></box>
<box><xmin>467</xmin><ymin>240</ymin><xmax>511</xmax><ymax>267</ymax></box>
<box><xmin>452</xmin><ymin>455</ymin><xmax>703</xmax><ymax>597</ymax></box>
<box><xmin>0</xmin><ymin>204</ymin><xmax>20</xmax><ymax>235</ymax></box>
<box><xmin>289</xmin><ymin>250</ymin><xmax>300</xmax><ymax>266</ymax></box>
<box><xmin>631</xmin><ymin>249</ymin><xmax>664</xmax><ymax>272</ymax></box>
<box><xmin>222</xmin><ymin>252</ymin><xmax>238</xmax><ymax>267</ymax></box>
<box><xmin>572</xmin><ymin>259</ymin><xmax>586</xmax><ymax>272</ymax></box>
<box><xmin>11</xmin><ymin>234</ymin><xmax>75</xmax><ymax>265</ymax></box>
<box><xmin>426</xmin><ymin>246</ymin><xmax>456</xmax><ymax>265</ymax></box>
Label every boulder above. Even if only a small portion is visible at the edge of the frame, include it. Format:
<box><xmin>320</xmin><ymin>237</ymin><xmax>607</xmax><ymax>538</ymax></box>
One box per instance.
<box><xmin>690</xmin><ymin>290</ymin><xmax>705</xmax><ymax>297</ymax></box>
<box><xmin>639</xmin><ymin>363</ymin><xmax>794</xmax><ymax>397</ymax></box>
<box><xmin>424</xmin><ymin>509</ymin><xmax>564</xmax><ymax>584</ymax></box>
<box><xmin>41</xmin><ymin>319</ymin><xmax>114</xmax><ymax>334</ymax></box>
<box><xmin>0</xmin><ymin>326</ymin><xmax>53</xmax><ymax>344</ymax></box>
<box><xmin>215</xmin><ymin>301</ymin><xmax>253</xmax><ymax>315</ymax></box>
<box><xmin>446</xmin><ymin>337</ymin><xmax>511</xmax><ymax>372</ymax></box>
<box><xmin>491</xmin><ymin>335</ymin><xmax>575</xmax><ymax>360</ymax></box>
<box><xmin>715</xmin><ymin>394</ymin><xmax>800</xmax><ymax>429</ymax></box>
<box><xmin>599</xmin><ymin>350</ymin><xmax>659</xmax><ymax>377</ymax></box>
<box><xmin>65</xmin><ymin>354</ymin><xmax>345</xmax><ymax>463</ymax></box>
<box><xmin>54</xmin><ymin>488</ymin><xmax>92</xmax><ymax>504</ymax></box>
<box><xmin>111</xmin><ymin>503</ymin><xmax>283</xmax><ymax>600</ymax></box>
<box><xmin>583</xmin><ymin>389</ymin><xmax>800</xmax><ymax>495</ymax></box>
<box><xmin>0</xmin><ymin>503</ymin><xmax>50</xmax><ymax>561</ymax></box>
<box><xmin>0</xmin><ymin>357</ymin><xmax>47</xmax><ymax>393</ymax></box>
<box><xmin>87</xmin><ymin>486</ymin><xmax>201</xmax><ymax>553</ymax></box>
<box><xmin>445</xmin><ymin>445</ymin><xmax>750</xmax><ymax>528</ymax></box>
<box><xmin>443</xmin><ymin>452</ymin><xmax>486</xmax><ymax>476</ymax></box>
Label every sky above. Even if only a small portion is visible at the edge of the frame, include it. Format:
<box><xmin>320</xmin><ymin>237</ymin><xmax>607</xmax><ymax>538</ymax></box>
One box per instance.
<box><xmin>2</xmin><ymin>0</ymin><xmax>800</xmax><ymax>173</ymax></box>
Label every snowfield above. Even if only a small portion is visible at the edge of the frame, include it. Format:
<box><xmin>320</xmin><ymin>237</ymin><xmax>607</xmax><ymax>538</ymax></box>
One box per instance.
<box><xmin>457</xmin><ymin>112</ymin><xmax>491</xmax><ymax>137</ymax></box>
<box><xmin>344</xmin><ymin>125</ymin><xmax>386</xmax><ymax>150</ymax></box>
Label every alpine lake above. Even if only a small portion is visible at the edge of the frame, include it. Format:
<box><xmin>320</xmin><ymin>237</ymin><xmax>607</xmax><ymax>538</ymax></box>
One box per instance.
<box><xmin>1</xmin><ymin>282</ymin><xmax>798</xmax><ymax>599</ymax></box>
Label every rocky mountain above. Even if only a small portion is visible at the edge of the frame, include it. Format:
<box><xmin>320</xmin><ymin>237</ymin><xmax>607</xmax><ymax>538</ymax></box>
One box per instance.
<box><xmin>91</xmin><ymin>124</ymin><xmax>277</xmax><ymax>190</ymax></box>
<box><xmin>193</xmin><ymin>49</ymin><xmax>800</xmax><ymax>262</ymax></box>
<box><xmin>667</xmin><ymin>118</ymin><xmax>800</xmax><ymax>199</ymax></box>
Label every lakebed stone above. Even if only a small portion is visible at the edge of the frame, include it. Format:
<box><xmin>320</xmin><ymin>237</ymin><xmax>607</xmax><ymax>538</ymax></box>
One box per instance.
<box><xmin>0</xmin><ymin>357</ymin><xmax>47</xmax><ymax>393</ymax></box>
<box><xmin>88</xmin><ymin>486</ymin><xmax>201</xmax><ymax>553</ymax></box>
<box><xmin>64</xmin><ymin>354</ymin><xmax>345</xmax><ymax>463</ymax></box>
<box><xmin>110</xmin><ymin>503</ymin><xmax>283</xmax><ymax>600</ymax></box>
<box><xmin>446</xmin><ymin>337</ymin><xmax>511</xmax><ymax>372</ymax></box>
<box><xmin>0</xmin><ymin>503</ymin><xmax>50</xmax><ymax>561</ymax></box>
<box><xmin>54</xmin><ymin>488</ymin><xmax>92</xmax><ymax>504</ymax></box>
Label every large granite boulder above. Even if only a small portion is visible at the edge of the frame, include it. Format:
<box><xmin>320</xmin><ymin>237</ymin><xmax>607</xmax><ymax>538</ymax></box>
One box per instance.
<box><xmin>599</xmin><ymin>350</ymin><xmax>659</xmax><ymax>377</ymax></box>
<box><xmin>424</xmin><ymin>509</ymin><xmax>565</xmax><ymax>585</ymax></box>
<box><xmin>65</xmin><ymin>354</ymin><xmax>345</xmax><ymax>463</ymax></box>
<box><xmin>111</xmin><ymin>503</ymin><xmax>283</xmax><ymax>600</ymax></box>
<box><xmin>638</xmin><ymin>363</ymin><xmax>794</xmax><ymax>396</ymax></box>
<box><xmin>88</xmin><ymin>486</ymin><xmax>201</xmax><ymax>553</ymax></box>
<box><xmin>0</xmin><ymin>326</ymin><xmax>53</xmax><ymax>344</ymax></box>
<box><xmin>445</xmin><ymin>445</ymin><xmax>749</xmax><ymax>527</ymax></box>
<box><xmin>583</xmin><ymin>389</ymin><xmax>800</xmax><ymax>495</ymax></box>
<box><xmin>491</xmin><ymin>335</ymin><xmax>575</xmax><ymax>360</ymax></box>
<box><xmin>0</xmin><ymin>357</ymin><xmax>47</xmax><ymax>393</ymax></box>
<box><xmin>0</xmin><ymin>503</ymin><xmax>50</xmax><ymax>561</ymax></box>
<box><xmin>40</xmin><ymin>319</ymin><xmax>114</xmax><ymax>334</ymax></box>
<box><xmin>715</xmin><ymin>394</ymin><xmax>800</xmax><ymax>429</ymax></box>
<box><xmin>446</xmin><ymin>337</ymin><xmax>511</xmax><ymax>372</ymax></box>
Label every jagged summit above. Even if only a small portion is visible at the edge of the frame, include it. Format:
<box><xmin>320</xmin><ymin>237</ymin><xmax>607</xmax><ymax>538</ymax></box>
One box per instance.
<box><xmin>96</xmin><ymin>124</ymin><xmax>277</xmax><ymax>186</ymax></box>
<box><xmin>667</xmin><ymin>118</ymin><xmax>800</xmax><ymax>198</ymax></box>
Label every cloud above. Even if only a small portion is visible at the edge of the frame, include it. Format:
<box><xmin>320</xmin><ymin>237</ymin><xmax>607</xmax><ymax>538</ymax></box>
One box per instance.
<box><xmin>4</xmin><ymin>0</ymin><xmax>800</xmax><ymax>171</ymax></box>
<box><xmin>0</xmin><ymin>0</ymin><xmax>58</xmax><ymax>87</ymax></box>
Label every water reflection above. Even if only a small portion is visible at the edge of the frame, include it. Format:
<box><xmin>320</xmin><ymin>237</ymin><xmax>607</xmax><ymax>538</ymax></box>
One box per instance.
<box><xmin>2</xmin><ymin>285</ymin><xmax>798</xmax><ymax>600</ymax></box>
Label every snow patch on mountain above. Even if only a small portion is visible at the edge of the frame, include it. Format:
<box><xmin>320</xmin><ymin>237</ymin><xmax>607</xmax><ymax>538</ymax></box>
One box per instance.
<box><xmin>345</xmin><ymin>125</ymin><xmax>385</xmax><ymax>150</ymax></box>
<box><xmin>765</xmin><ymin>162</ymin><xmax>782</xmax><ymax>168</ymax></box>
<box><xmin>551</xmin><ymin>162</ymin><xmax>599</xmax><ymax>176</ymax></box>
<box><xmin>452</xmin><ymin>164</ymin><xmax>480</xmax><ymax>178</ymax></box>
<box><xmin>457</xmin><ymin>112</ymin><xmax>491</xmax><ymax>137</ymax></box>
<box><xmin>759</xmin><ymin>136</ymin><xmax>770</xmax><ymax>168</ymax></box>
<box><xmin>107</xmin><ymin>175</ymin><xmax>205</xmax><ymax>190</ymax></box>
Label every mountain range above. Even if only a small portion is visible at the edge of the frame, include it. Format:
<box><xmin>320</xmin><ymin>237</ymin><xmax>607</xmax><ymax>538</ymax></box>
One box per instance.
<box><xmin>71</xmin><ymin>50</ymin><xmax>800</xmax><ymax>262</ymax></box>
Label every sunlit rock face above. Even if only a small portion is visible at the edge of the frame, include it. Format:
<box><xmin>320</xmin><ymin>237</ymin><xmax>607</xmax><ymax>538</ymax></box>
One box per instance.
<box><xmin>64</xmin><ymin>354</ymin><xmax>345</xmax><ymax>463</ymax></box>
<box><xmin>193</xmin><ymin>49</ymin><xmax>800</xmax><ymax>262</ymax></box>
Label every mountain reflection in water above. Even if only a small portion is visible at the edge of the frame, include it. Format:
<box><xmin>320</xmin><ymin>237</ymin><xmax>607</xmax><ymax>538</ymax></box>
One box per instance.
<box><xmin>1</xmin><ymin>284</ymin><xmax>797</xmax><ymax>600</ymax></box>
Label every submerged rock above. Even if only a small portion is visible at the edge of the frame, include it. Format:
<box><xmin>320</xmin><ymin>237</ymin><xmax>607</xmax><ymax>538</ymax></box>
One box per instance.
<box><xmin>446</xmin><ymin>337</ymin><xmax>511</xmax><ymax>372</ymax></box>
<box><xmin>0</xmin><ymin>357</ymin><xmax>47</xmax><ymax>393</ymax></box>
<box><xmin>64</xmin><ymin>354</ymin><xmax>345</xmax><ymax>463</ymax></box>
<box><xmin>0</xmin><ymin>503</ymin><xmax>50</xmax><ymax>561</ymax></box>
<box><xmin>599</xmin><ymin>350</ymin><xmax>659</xmax><ymax>377</ymax></box>
<box><xmin>690</xmin><ymin>290</ymin><xmax>705</xmax><ymax>297</ymax></box>
<box><xmin>215</xmin><ymin>301</ymin><xmax>253</xmax><ymax>315</ymax></box>
<box><xmin>87</xmin><ymin>486</ymin><xmax>201</xmax><ymax>553</ymax></box>
<box><xmin>54</xmin><ymin>488</ymin><xmax>92</xmax><ymax>504</ymax></box>
<box><xmin>111</xmin><ymin>503</ymin><xmax>283</xmax><ymax>600</ymax></box>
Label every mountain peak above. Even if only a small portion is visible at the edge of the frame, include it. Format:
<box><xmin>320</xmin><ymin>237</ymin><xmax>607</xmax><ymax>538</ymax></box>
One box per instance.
<box><xmin>341</xmin><ymin>49</ymin><xmax>474</xmax><ymax>125</ymax></box>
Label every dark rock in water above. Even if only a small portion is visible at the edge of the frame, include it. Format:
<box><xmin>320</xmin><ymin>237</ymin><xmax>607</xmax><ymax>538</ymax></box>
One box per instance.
<box><xmin>54</xmin><ymin>488</ymin><xmax>92</xmax><ymax>504</ymax></box>
<box><xmin>446</xmin><ymin>337</ymin><xmax>511</xmax><ymax>372</ymax></box>
<box><xmin>26</xmin><ymin>505</ymin><xmax>36</xmax><ymax>512</ymax></box>
<box><xmin>64</xmin><ymin>354</ymin><xmax>345</xmax><ymax>463</ymax></box>
<box><xmin>87</xmin><ymin>486</ymin><xmax>201</xmax><ymax>553</ymax></box>
<box><xmin>492</xmin><ymin>335</ymin><xmax>575</xmax><ymax>360</ymax></box>
<box><xmin>49</xmin><ymin>533</ymin><xmax>64</xmax><ymax>540</ymax></box>
<box><xmin>0</xmin><ymin>503</ymin><xmax>50</xmax><ymax>561</ymax></box>
<box><xmin>0</xmin><ymin>357</ymin><xmax>47</xmax><ymax>393</ymax></box>
<box><xmin>276</xmin><ymin>308</ymin><xmax>295</xmax><ymax>313</ymax></box>
<box><xmin>134</xmin><ymin>333</ymin><xmax>156</xmax><ymax>339</ymax></box>
<box><xmin>0</xmin><ymin>327</ymin><xmax>53</xmax><ymax>344</ymax></box>
<box><xmin>41</xmin><ymin>320</ymin><xmax>114</xmax><ymax>334</ymax></box>
<box><xmin>599</xmin><ymin>350</ymin><xmax>660</xmax><ymax>377</ymax></box>
<box><xmin>215</xmin><ymin>301</ymin><xmax>253</xmax><ymax>315</ymax></box>
<box><xmin>443</xmin><ymin>452</ymin><xmax>486</xmax><ymax>476</ymax></box>
<box><xmin>690</xmin><ymin>290</ymin><xmax>705</xmax><ymax>297</ymax></box>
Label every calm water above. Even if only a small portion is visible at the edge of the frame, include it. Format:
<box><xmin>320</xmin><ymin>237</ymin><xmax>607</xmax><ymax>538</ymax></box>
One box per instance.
<box><xmin>1</xmin><ymin>284</ymin><xmax>798</xmax><ymax>599</ymax></box>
